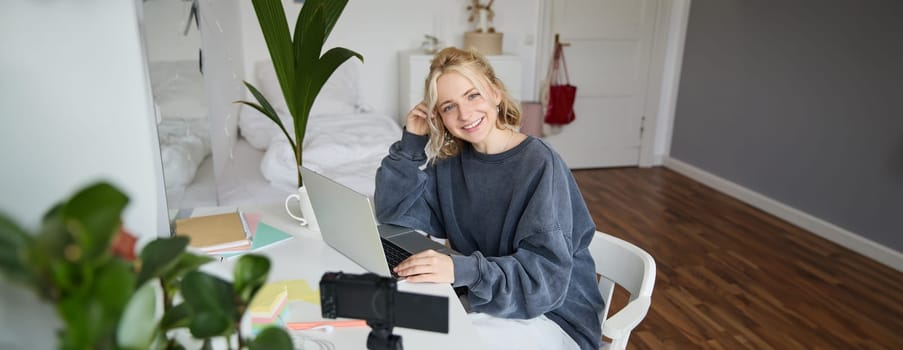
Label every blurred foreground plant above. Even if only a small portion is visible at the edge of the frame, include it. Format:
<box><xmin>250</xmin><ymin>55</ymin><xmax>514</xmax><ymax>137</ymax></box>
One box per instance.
<box><xmin>0</xmin><ymin>182</ymin><xmax>291</xmax><ymax>350</ymax></box>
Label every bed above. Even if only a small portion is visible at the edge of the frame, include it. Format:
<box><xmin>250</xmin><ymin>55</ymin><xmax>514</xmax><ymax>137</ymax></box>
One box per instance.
<box><xmin>148</xmin><ymin>60</ymin><xmax>214</xmax><ymax>209</ymax></box>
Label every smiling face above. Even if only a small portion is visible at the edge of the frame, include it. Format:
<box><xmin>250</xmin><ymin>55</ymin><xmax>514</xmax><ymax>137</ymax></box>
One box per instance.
<box><xmin>435</xmin><ymin>71</ymin><xmax>504</xmax><ymax>150</ymax></box>
<box><xmin>421</xmin><ymin>47</ymin><xmax>522</xmax><ymax>162</ymax></box>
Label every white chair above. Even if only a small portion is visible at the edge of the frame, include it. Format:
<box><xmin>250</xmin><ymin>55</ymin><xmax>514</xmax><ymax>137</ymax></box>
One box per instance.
<box><xmin>589</xmin><ymin>231</ymin><xmax>656</xmax><ymax>350</ymax></box>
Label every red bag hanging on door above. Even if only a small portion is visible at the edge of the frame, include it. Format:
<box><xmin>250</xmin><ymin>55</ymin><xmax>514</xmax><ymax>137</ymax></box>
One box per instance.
<box><xmin>545</xmin><ymin>42</ymin><xmax>577</xmax><ymax>125</ymax></box>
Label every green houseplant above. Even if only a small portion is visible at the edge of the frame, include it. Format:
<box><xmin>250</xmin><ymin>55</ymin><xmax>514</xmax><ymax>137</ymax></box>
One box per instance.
<box><xmin>0</xmin><ymin>182</ymin><xmax>292</xmax><ymax>350</ymax></box>
<box><xmin>238</xmin><ymin>0</ymin><xmax>363</xmax><ymax>187</ymax></box>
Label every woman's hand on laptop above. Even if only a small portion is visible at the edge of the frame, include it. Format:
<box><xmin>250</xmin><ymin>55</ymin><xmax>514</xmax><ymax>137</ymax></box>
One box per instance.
<box><xmin>393</xmin><ymin>249</ymin><xmax>454</xmax><ymax>283</ymax></box>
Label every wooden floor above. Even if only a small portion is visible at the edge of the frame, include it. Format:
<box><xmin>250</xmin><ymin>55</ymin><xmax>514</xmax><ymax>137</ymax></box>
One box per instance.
<box><xmin>571</xmin><ymin>167</ymin><xmax>903</xmax><ymax>350</ymax></box>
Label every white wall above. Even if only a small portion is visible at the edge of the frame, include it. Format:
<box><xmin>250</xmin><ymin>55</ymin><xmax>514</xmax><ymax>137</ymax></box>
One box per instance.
<box><xmin>652</xmin><ymin>0</ymin><xmax>690</xmax><ymax>163</ymax></box>
<box><xmin>0</xmin><ymin>0</ymin><xmax>166</xmax><ymax>237</ymax></box>
<box><xmin>141</xmin><ymin>0</ymin><xmax>246</xmax><ymax>182</ymax></box>
<box><xmin>238</xmin><ymin>0</ymin><xmax>541</xmax><ymax>119</ymax></box>
<box><xmin>0</xmin><ymin>0</ymin><xmax>167</xmax><ymax>347</ymax></box>
<box><xmin>143</xmin><ymin>0</ymin><xmax>201</xmax><ymax>62</ymax></box>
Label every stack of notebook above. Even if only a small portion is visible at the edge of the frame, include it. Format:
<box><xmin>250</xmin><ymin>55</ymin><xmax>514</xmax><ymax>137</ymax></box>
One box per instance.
<box><xmin>174</xmin><ymin>211</ymin><xmax>293</xmax><ymax>259</ymax></box>
<box><xmin>249</xmin><ymin>284</ymin><xmax>289</xmax><ymax>326</ymax></box>
<box><xmin>248</xmin><ymin>279</ymin><xmax>366</xmax><ymax>335</ymax></box>
<box><xmin>175</xmin><ymin>212</ymin><xmax>251</xmax><ymax>253</ymax></box>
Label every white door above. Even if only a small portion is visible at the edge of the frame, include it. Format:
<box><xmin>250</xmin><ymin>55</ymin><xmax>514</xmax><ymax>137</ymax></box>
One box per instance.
<box><xmin>542</xmin><ymin>0</ymin><xmax>659</xmax><ymax>168</ymax></box>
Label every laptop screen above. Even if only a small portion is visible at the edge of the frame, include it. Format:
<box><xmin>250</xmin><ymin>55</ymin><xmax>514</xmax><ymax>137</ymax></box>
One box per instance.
<box><xmin>300</xmin><ymin>167</ymin><xmax>394</xmax><ymax>276</ymax></box>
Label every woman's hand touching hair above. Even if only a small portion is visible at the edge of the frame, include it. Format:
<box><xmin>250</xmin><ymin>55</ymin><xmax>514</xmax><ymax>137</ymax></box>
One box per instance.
<box><xmin>405</xmin><ymin>102</ymin><xmax>431</xmax><ymax>136</ymax></box>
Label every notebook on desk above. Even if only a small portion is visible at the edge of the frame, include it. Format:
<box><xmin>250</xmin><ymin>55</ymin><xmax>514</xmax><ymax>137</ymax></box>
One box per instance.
<box><xmin>300</xmin><ymin>166</ymin><xmax>460</xmax><ymax>277</ymax></box>
<box><xmin>174</xmin><ymin>212</ymin><xmax>250</xmax><ymax>251</ymax></box>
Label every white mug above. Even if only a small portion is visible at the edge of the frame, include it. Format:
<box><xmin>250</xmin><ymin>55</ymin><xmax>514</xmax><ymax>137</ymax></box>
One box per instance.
<box><xmin>284</xmin><ymin>186</ymin><xmax>319</xmax><ymax>231</ymax></box>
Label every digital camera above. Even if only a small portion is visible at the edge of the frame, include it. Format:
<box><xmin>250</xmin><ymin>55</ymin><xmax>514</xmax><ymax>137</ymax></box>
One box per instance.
<box><xmin>319</xmin><ymin>271</ymin><xmax>449</xmax><ymax>333</ymax></box>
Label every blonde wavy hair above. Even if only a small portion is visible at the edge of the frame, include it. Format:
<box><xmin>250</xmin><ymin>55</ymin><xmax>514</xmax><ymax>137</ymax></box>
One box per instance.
<box><xmin>423</xmin><ymin>47</ymin><xmax>521</xmax><ymax>163</ymax></box>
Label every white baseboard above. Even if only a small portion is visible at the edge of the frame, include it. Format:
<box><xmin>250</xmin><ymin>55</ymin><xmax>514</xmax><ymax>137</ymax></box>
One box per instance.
<box><xmin>663</xmin><ymin>156</ymin><xmax>902</xmax><ymax>272</ymax></box>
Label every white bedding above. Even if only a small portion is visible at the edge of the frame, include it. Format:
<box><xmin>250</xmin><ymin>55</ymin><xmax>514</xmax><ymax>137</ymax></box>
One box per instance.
<box><xmin>176</xmin><ymin>59</ymin><xmax>400</xmax><ymax>209</ymax></box>
<box><xmin>158</xmin><ymin>119</ymin><xmax>210</xmax><ymax>191</ymax></box>
<box><xmin>149</xmin><ymin>60</ymin><xmax>212</xmax><ymax>195</ymax></box>
<box><xmin>165</xmin><ymin>152</ymin><xmax>217</xmax><ymax>210</ymax></box>
<box><xmin>239</xmin><ymin>60</ymin><xmax>366</xmax><ymax>150</ymax></box>
<box><xmin>217</xmin><ymin>139</ymin><xmax>292</xmax><ymax>207</ymax></box>
<box><xmin>261</xmin><ymin>112</ymin><xmax>402</xmax><ymax>197</ymax></box>
<box><xmin>177</xmin><ymin>113</ymin><xmax>402</xmax><ymax>209</ymax></box>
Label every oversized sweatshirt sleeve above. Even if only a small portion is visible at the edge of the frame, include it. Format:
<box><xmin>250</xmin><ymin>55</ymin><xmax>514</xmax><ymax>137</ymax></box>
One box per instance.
<box><xmin>373</xmin><ymin>130</ymin><xmax>446</xmax><ymax>237</ymax></box>
<box><xmin>451</xmin><ymin>155</ymin><xmax>577</xmax><ymax>319</ymax></box>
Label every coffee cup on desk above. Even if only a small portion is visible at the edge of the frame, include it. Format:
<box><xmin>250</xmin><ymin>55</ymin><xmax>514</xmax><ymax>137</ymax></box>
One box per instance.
<box><xmin>285</xmin><ymin>186</ymin><xmax>319</xmax><ymax>231</ymax></box>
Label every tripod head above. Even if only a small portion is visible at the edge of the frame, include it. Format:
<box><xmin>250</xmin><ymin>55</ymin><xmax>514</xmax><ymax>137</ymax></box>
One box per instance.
<box><xmin>366</xmin><ymin>320</ymin><xmax>403</xmax><ymax>350</ymax></box>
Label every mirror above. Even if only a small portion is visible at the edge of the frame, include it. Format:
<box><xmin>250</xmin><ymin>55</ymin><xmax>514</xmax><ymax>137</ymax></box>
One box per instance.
<box><xmin>142</xmin><ymin>0</ymin><xmax>216</xmax><ymax>210</ymax></box>
<box><xmin>140</xmin><ymin>0</ymin><xmax>310</xmax><ymax>213</ymax></box>
<box><xmin>141</xmin><ymin>0</ymin><xmax>248</xmax><ymax>211</ymax></box>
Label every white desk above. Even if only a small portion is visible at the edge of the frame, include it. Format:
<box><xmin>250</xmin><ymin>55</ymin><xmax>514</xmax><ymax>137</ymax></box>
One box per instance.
<box><xmin>202</xmin><ymin>203</ymin><xmax>486</xmax><ymax>349</ymax></box>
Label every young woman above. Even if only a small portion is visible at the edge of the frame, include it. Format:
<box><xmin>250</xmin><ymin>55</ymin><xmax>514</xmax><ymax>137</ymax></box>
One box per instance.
<box><xmin>374</xmin><ymin>47</ymin><xmax>603</xmax><ymax>349</ymax></box>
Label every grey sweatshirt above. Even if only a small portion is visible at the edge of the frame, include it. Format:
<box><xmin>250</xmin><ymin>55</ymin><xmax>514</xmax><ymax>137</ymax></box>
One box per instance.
<box><xmin>374</xmin><ymin>131</ymin><xmax>604</xmax><ymax>349</ymax></box>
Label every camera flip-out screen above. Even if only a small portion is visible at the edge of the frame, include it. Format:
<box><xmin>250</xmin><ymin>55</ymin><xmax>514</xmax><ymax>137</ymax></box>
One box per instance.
<box><xmin>320</xmin><ymin>272</ymin><xmax>449</xmax><ymax>333</ymax></box>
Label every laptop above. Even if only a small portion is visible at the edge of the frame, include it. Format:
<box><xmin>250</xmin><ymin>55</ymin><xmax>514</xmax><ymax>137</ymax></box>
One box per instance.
<box><xmin>300</xmin><ymin>166</ymin><xmax>460</xmax><ymax>277</ymax></box>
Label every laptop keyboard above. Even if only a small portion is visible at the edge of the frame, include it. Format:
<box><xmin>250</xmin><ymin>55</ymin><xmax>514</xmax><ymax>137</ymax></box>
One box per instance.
<box><xmin>381</xmin><ymin>238</ymin><xmax>412</xmax><ymax>271</ymax></box>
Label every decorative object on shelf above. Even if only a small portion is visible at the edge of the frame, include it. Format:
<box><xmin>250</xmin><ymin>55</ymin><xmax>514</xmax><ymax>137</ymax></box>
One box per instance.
<box><xmin>237</xmin><ymin>0</ymin><xmax>363</xmax><ymax>188</ymax></box>
<box><xmin>462</xmin><ymin>0</ymin><xmax>502</xmax><ymax>55</ymax></box>
<box><xmin>0</xmin><ymin>182</ymin><xmax>292</xmax><ymax>349</ymax></box>
<box><xmin>420</xmin><ymin>34</ymin><xmax>442</xmax><ymax>54</ymax></box>
<box><xmin>467</xmin><ymin>0</ymin><xmax>496</xmax><ymax>33</ymax></box>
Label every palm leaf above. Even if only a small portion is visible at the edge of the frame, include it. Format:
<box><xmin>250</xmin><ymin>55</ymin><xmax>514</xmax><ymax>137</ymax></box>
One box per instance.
<box><xmin>237</xmin><ymin>82</ymin><xmax>297</xmax><ymax>156</ymax></box>
<box><xmin>317</xmin><ymin>0</ymin><xmax>350</xmax><ymax>40</ymax></box>
<box><xmin>310</xmin><ymin>47</ymin><xmax>363</xmax><ymax>104</ymax></box>
<box><xmin>293</xmin><ymin>0</ymin><xmax>318</xmax><ymax>63</ymax></box>
<box><xmin>243</xmin><ymin>0</ymin><xmax>361</xmax><ymax>188</ymax></box>
<box><xmin>296</xmin><ymin>6</ymin><xmax>327</xmax><ymax>109</ymax></box>
<box><xmin>294</xmin><ymin>0</ymin><xmax>349</xmax><ymax>59</ymax></box>
<box><xmin>293</xmin><ymin>0</ymin><xmax>324</xmax><ymax>121</ymax></box>
<box><xmin>251</xmin><ymin>0</ymin><xmax>297</xmax><ymax>116</ymax></box>
<box><xmin>293</xmin><ymin>9</ymin><xmax>328</xmax><ymax>170</ymax></box>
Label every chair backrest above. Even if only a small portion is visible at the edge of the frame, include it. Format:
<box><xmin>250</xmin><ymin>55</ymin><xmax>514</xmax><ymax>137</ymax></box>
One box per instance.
<box><xmin>588</xmin><ymin>231</ymin><xmax>656</xmax><ymax>349</ymax></box>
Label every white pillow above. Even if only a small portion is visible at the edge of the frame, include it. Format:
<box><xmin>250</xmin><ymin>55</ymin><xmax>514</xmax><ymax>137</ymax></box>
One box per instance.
<box><xmin>157</xmin><ymin>119</ymin><xmax>211</xmax><ymax>190</ymax></box>
<box><xmin>254</xmin><ymin>59</ymin><xmax>361</xmax><ymax>116</ymax></box>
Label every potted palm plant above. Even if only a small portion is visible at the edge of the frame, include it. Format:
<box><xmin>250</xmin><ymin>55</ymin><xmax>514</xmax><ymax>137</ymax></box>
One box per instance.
<box><xmin>238</xmin><ymin>0</ymin><xmax>363</xmax><ymax>188</ymax></box>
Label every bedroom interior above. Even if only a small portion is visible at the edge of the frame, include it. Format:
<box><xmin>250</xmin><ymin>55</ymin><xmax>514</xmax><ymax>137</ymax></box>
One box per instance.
<box><xmin>1</xmin><ymin>0</ymin><xmax>901</xmax><ymax>349</ymax></box>
<box><xmin>143</xmin><ymin>0</ymin><xmax>545</xmax><ymax>211</ymax></box>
